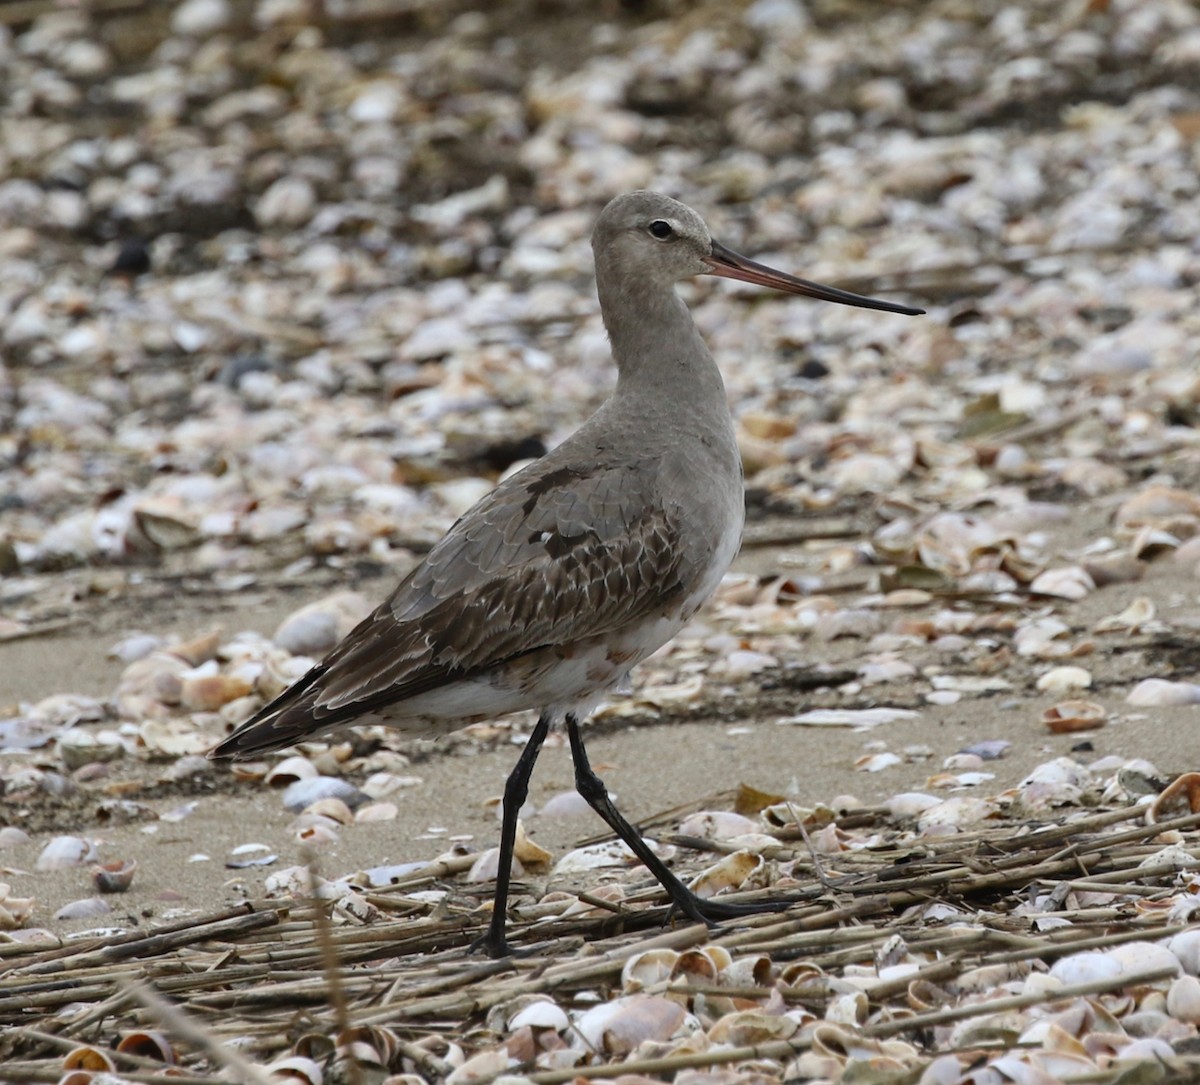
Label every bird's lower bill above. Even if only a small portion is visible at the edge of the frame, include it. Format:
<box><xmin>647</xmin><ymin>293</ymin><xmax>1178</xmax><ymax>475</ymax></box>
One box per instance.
<box><xmin>703</xmin><ymin>240</ymin><xmax>924</xmax><ymax>317</ymax></box>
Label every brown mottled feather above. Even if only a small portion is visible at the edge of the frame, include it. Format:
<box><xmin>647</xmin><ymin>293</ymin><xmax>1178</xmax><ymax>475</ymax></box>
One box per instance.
<box><xmin>210</xmin><ymin>454</ymin><xmax>689</xmax><ymax>758</ymax></box>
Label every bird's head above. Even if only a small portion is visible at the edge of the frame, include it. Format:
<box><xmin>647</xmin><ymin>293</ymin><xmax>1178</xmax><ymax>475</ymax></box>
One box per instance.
<box><xmin>592</xmin><ymin>190</ymin><xmax>924</xmax><ymax>316</ymax></box>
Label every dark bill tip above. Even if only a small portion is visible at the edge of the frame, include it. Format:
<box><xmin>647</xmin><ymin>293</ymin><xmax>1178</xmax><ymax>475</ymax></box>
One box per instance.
<box><xmin>703</xmin><ymin>240</ymin><xmax>924</xmax><ymax>316</ymax></box>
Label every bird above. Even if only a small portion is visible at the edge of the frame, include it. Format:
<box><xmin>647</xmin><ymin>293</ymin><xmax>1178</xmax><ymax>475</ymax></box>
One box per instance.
<box><xmin>209</xmin><ymin>191</ymin><xmax>923</xmax><ymax>957</ymax></box>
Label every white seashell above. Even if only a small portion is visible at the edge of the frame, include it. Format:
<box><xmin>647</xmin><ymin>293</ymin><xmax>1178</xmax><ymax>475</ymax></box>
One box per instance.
<box><xmin>1029</xmin><ymin>566</ymin><xmax>1095</xmax><ymax>600</ymax></box>
<box><xmin>1167</xmin><ymin>974</ymin><xmax>1200</xmax><ymax>1023</ymax></box>
<box><xmin>354</xmin><ymin>802</ymin><xmax>398</xmax><ymax>823</ymax></box>
<box><xmin>1094</xmin><ymin>596</ymin><xmax>1157</xmax><ymax>633</ymax></box>
<box><xmin>1035</xmin><ymin>666</ymin><xmax>1091</xmax><ymax>694</ymax></box>
<box><xmin>1014</xmin><ymin>617</ymin><xmax>1073</xmax><ymax>658</ymax></box>
<box><xmin>677</xmin><ymin>811</ymin><xmax>759</xmax><ymax>841</ymax></box>
<box><xmin>302</xmin><ymin>798</ymin><xmax>354</xmax><ymax>825</ymax></box>
<box><xmin>107</xmin><ymin>633</ymin><xmax>164</xmax><ymax>663</ymax></box>
<box><xmin>537</xmin><ymin>790</ymin><xmax>593</xmax><ymax>818</ymax></box>
<box><xmin>55</xmin><ymin>897</ymin><xmax>112</xmax><ymax>921</ymax></box>
<box><xmin>1170</xmin><ymin>930</ymin><xmax>1200</xmax><ymax>976</ymax></box>
<box><xmin>256</xmin><ymin>176</ymin><xmax>317</xmax><ymax>229</ymax></box>
<box><xmin>266</xmin><ymin>1055</ymin><xmax>324</xmax><ymax>1085</ymax></box>
<box><xmin>137</xmin><ymin>719</ymin><xmax>210</xmax><ymax>757</ymax></box>
<box><xmin>553</xmin><ymin>838</ymin><xmax>673</xmax><ymax>874</ymax></box>
<box><xmin>443</xmin><ymin>1046</ymin><xmax>513</xmax><ymax>1085</ymax></box>
<box><xmin>467</xmin><ymin>848</ymin><xmax>520</xmax><ymax>884</ymax></box>
<box><xmin>36</xmin><ymin>836</ymin><xmax>95</xmax><ymax>871</ymax></box>
<box><xmin>824</xmin><ymin>990</ymin><xmax>868</xmax><ymax>1026</ymax></box>
<box><xmin>360</xmin><ymin>772</ymin><xmax>423</xmax><ymax>799</ymax></box>
<box><xmin>172</xmin><ymin>0</ymin><xmax>232</xmax><ymax>35</ymax></box>
<box><xmin>264</xmin><ymin>755</ymin><xmax>317</xmax><ymax>787</ymax></box>
<box><xmin>1106</xmin><ymin>940</ymin><xmax>1181</xmax><ymax>979</ymax></box>
<box><xmin>917</xmin><ymin>797</ymin><xmax>998</xmax><ymax>833</ymax></box>
<box><xmin>0</xmin><ymin>827</ymin><xmax>31</xmax><ymax>850</ymax></box>
<box><xmin>855</xmin><ymin>751</ymin><xmax>902</xmax><ymax>772</ymax></box>
<box><xmin>573</xmin><ymin>995</ymin><xmax>686</xmax><ymax>1054</ymax></box>
<box><xmin>886</xmin><ymin>793</ymin><xmax>941</xmax><ymax>818</ymax></box>
<box><xmin>274</xmin><ymin>592</ymin><xmax>370</xmax><ymax>656</ymax></box>
<box><xmin>294</xmin><ymin>821</ymin><xmax>339</xmax><ymax>846</ymax></box>
<box><xmin>1112</xmin><ymin>1037</ymin><xmax>1174</xmax><ymax>1063</ymax></box>
<box><xmin>0</xmin><ymin>883</ymin><xmax>36</xmax><ymax>930</ymax></box>
<box><xmin>282</xmin><ymin>776</ymin><xmax>366</xmax><ymax>812</ymax></box>
<box><xmin>509</xmin><ymin>999</ymin><xmax>570</xmax><ymax>1033</ymax></box>
<box><xmin>778</xmin><ymin>707</ymin><xmax>920</xmax><ymax>728</ymax></box>
<box><xmin>1049</xmin><ymin>951</ymin><xmax>1122</xmax><ymax>986</ymax></box>
<box><xmin>1127</xmin><ymin>679</ymin><xmax>1200</xmax><ymax>707</ymax></box>
<box><xmin>620</xmin><ymin>948</ymin><xmax>679</xmax><ymax>992</ymax></box>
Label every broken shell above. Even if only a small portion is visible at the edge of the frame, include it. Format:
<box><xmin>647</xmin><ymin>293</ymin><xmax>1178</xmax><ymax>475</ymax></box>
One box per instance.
<box><xmin>1094</xmin><ymin>596</ymin><xmax>1157</xmax><ymax>633</ymax></box>
<box><xmin>92</xmin><ymin>859</ymin><xmax>138</xmax><ymax>894</ymax></box>
<box><xmin>62</xmin><ymin>1047</ymin><xmax>116</xmax><ymax>1072</ymax></box>
<box><xmin>513</xmin><ymin>821</ymin><xmax>551</xmax><ymax>866</ymax></box>
<box><xmin>1148</xmin><ymin>773</ymin><xmax>1200</xmax><ymax>824</ymax></box>
<box><xmin>444</xmin><ymin>1046</ymin><xmax>513</xmax><ymax>1085</ymax></box>
<box><xmin>0</xmin><ymin>884</ymin><xmax>36</xmax><ymax>930</ymax></box>
<box><xmin>687</xmin><ymin>850</ymin><xmax>764</xmax><ymax>899</ymax></box>
<box><xmin>467</xmin><ymin>848</ymin><xmax>521</xmax><ymax>884</ymax></box>
<box><xmin>709</xmin><ymin>1008</ymin><xmax>799</xmax><ymax>1045</ymax></box>
<box><xmin>621</xmin><ymin>948</ymin><xmax>680</xmax><ymax>991</ymax></box>
<box><xmin>302</xmin><ymin>798</ymin><xmax>355</xmax><ymax>825</ymax></box>
<box><xmin>265</xmin><ymin>756</ymin><xmax>318</xmax><ymax>786</ymax></box>
<box><xmin>267</xmin><ymin>1055</ymin><xmax>324</xmax><ymax>1085</ymax></box>
<box><xmin>36</xmin><ymin>836</ymin><xmax>95</xmax><ymax>871</ymax></box>
<box><xmin>180</xmin><ymin>673</ymin><xmax>253</xmax><ymax>712</ymax></box>
<box><xmin>169</xmin><ymin>627</ymin><xmax>223</xmax><ymax>666</ymax></box>
<box><xmin>116</xmin><ymin>1030</ymin><xmax>175</xmax><ymax>1063</ymax></box>
<box><xmin>1042</xmin><ymin>700</ymin><xmax>1106</xmax><ymax>734</ymax></box>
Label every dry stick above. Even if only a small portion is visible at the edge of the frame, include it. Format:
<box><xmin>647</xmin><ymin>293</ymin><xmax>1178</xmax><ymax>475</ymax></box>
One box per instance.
<box><xmin>8</xmin><ymin>906</ymin><xmax>279</xmax><ymax>976</ymax></box>
<box><xmin>8</xmin><ymin>1026</ymin><xmax>184</xmax><ymax>1075</ymax></box>
<box><xmin>0</xmin><ymin>1066</ymin><xmax>228</xmax><ymax>1085</ymax></box>
<box><xmin>116</xmin><ymin>977</ymin><xmax>276</xmax><ymax>1085</ymax></box>
<box><xmin>303</xmin><ymin>850</ymin><xmax>363</xmax><ymax>1085</ymax></box>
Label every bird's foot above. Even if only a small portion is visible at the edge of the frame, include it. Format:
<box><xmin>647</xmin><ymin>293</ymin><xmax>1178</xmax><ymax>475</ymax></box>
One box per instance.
<box><xmin>666</xmin><ymin>890</ymin><xmax>792</xmax><ymax>928</ymax></box>
<box><xmin>468</xmin><ymin>923</ymin><xmax>513</xmax><ymax>959</ymax></box>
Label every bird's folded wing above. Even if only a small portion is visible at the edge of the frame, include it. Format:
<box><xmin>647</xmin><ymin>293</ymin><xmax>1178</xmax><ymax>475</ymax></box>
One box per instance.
<box><xmin>314</xmin><ymin>461</ymin><xmax>686</xmax><ymax>715</ymax></box>
<box><xmin>213</xmin><ymin>460</ymin><xmax>688</xmax><ymax>753</ymax></box>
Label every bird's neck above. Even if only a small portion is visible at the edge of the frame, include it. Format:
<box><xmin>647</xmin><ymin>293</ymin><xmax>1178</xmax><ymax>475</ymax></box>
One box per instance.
<box><xmin>598</xmin><ymin>277</ymin><xmax>728</xmax><ymax>413</ymax></box>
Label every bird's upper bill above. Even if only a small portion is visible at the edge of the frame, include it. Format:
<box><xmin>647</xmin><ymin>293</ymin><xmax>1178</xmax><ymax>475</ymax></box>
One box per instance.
<box><xmin>703</xmin><ymin>240</ymin><xmax>924</xmax><ymax>316</ymax></box>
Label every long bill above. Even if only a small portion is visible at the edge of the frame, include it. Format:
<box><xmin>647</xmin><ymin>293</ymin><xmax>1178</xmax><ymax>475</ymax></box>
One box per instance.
<box><xmin>703</xmin><ymin>240</ymin><xmax>924</xmax><ymax>316</ymax></box>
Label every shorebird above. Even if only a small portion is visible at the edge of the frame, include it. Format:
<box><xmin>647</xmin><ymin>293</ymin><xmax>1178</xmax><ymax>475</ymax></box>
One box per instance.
<box><xmin>210</xmin><ymin>191</ymin><xmax>923</xmax><ymax>957</ymax></box>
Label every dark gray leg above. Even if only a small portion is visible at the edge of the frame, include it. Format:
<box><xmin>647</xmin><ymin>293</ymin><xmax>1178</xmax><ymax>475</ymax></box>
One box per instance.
<box><xmin>567</xmin><ymin>713</ymin><xmax>789</xmax><ymax>925</ymax></box>
<box><xmin>471</xmin><ymin>711</ymin><xmax>553</xmax><ymax>958</ymax></box>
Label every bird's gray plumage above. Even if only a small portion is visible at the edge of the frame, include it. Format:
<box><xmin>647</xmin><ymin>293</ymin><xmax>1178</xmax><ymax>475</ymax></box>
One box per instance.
<box><xmin>209</xmin><ymin>190</ymin><xmax>922</xmax><ymax>957</ymax></box>
<box><xmin>213</xmin><ymin>192</ymin><xmax>744</xmax><ymax>760</ymax></box>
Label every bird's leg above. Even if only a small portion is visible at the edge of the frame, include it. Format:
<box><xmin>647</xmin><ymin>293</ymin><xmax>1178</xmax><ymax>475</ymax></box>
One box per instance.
<box><xmin>471</xmin><ymin>711</ymin><xmax>553</xmax><ymax>958</ymax></box>
<box><xmin>566</xmin><ymin>715</ymin><xmax>787</xmax><ymax>927</ymax></box>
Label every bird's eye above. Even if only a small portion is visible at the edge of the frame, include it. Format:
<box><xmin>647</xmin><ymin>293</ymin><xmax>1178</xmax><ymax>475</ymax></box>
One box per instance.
<box><xmin>648</xmin><ymin>220</ymin><xmax>674</xmax><ymax>240</ymax></box>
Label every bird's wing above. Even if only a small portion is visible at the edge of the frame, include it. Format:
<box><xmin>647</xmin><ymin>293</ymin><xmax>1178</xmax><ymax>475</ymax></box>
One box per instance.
<box><xmin>211</xmin><ymin>457</ymin><xmax>688</xmax><ymax>757</ymax></box>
